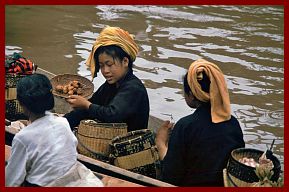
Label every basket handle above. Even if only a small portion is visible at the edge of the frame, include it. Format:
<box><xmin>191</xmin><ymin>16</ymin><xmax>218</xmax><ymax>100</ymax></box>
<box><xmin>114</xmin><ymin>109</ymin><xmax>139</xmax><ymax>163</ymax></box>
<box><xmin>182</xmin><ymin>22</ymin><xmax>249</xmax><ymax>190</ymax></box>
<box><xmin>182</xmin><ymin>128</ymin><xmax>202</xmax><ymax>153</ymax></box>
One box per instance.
<box><xmin>75</xmin><ymin>132</ymin><xmax>108</xmax><ymax>161</ymax></box>
<box><xmin>226</xmin><ymin>170</ymin><xmax>238</xmax><ymax>187</ymax></box>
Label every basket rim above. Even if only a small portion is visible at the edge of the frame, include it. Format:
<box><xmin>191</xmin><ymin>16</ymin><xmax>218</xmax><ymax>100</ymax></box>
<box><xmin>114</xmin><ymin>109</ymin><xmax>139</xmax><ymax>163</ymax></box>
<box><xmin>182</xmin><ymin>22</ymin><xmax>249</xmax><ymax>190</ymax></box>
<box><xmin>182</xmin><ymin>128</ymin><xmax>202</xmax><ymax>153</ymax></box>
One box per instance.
<box><xmin>80</xmin><ymin>119</ymin><xmax>127</xmax><ymax>127</ymax></box>
<box><xmin>50</xmin><ymin>73</ymin><xmax>94</xmax><ymax>99</ymax></box>
<box><xmin>111</xmin><ymin>129</ymin><xmax>153</xmax><ymax>145</ymax></box>
<box><xmin>231</xmin><ymin>147</ymin><xmax>263</xmax><ymax>155</ymax></box>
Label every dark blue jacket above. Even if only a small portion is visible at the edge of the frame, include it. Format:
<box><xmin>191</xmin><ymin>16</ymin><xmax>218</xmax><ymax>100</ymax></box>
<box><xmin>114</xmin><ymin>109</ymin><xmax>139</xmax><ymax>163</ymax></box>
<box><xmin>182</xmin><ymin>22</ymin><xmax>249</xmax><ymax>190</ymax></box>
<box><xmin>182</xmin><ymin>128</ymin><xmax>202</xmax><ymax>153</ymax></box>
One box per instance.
<box><xmin>160</xmin><ymin>103</ymin><xmax>245</xmax><ymax>186</ymax></box>
<box><xmin>64</xmin><ymin>70</ymin><xmax>150</xmax><ymax>132</ymax></box>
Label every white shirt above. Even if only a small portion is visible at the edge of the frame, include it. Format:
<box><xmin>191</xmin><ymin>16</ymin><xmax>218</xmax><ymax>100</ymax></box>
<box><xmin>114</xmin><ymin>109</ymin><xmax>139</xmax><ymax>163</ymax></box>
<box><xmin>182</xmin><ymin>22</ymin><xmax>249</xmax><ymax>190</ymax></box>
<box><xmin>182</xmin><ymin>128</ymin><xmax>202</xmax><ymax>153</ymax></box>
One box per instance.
<box><xmin>5</xmin><ymin>112</ymin><xmax>78</xmax><ymax>186</ymax></box>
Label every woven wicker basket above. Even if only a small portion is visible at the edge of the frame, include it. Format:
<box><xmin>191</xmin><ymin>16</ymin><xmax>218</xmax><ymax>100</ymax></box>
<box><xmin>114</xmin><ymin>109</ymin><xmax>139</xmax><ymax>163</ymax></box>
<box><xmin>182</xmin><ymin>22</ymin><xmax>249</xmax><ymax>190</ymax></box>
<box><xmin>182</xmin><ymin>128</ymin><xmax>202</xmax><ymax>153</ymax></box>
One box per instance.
<box><xmin>5</xmin><ymin>73</ymin><xmax>29</xmax><ymax>120</ymax></box>
<box><xmin>226</xmin><ymin>148</ymin><xmax>281</xmax><ymax>187</ymax></box>
<box><xmin>109</xmin><ymin>129</ymin><xmax>160</xmax><ymax>178</ymax></box>
<box><xmin>50</xmin><ymin>74</ymin><xmax>94</xmax><ymax>99</ymax></box>
<box><xmin>76</xmin><ymin>120</ymin><xmax>127</xmax><ymax>162</ymax></box>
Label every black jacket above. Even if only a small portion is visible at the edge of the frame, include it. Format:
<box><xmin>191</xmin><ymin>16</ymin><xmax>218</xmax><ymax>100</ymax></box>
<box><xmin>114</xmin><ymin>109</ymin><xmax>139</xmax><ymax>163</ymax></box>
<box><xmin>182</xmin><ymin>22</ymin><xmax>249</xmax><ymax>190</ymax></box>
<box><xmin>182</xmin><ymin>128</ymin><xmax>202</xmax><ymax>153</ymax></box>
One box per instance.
<box><xmin>64</xmin><ymin>70</ymin><xmax>150</xmax><ymax>132</ymax></box>
<box><xmin>160</xmin><ymin>103</ymin><xmax>245</xmax><ymax>186</ymax></box>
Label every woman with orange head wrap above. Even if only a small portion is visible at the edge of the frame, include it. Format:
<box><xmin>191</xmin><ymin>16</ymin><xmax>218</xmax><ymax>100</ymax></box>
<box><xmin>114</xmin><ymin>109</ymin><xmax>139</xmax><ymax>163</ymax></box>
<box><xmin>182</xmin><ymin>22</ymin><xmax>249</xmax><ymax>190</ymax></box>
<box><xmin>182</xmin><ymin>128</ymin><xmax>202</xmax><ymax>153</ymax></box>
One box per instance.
<box><xmin>156</xmin><ymin>58</ymin><xmax>245</xmax><ymax>186</ymax></box>
<box><xmin>65</xmin><ymin>26</ymin><xmax>150</xmax><ymax>132</ymax></box>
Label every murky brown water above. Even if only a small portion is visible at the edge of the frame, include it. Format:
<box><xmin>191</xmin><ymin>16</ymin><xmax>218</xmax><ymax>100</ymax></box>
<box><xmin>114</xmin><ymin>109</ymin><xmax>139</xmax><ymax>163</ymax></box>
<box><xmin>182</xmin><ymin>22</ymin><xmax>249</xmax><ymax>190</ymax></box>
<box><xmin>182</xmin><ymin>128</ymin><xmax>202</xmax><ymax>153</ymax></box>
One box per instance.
<box><xmin>5</xmin><ymin>5</ymin><xmax>284</xmax><ymax>167</ymax></box>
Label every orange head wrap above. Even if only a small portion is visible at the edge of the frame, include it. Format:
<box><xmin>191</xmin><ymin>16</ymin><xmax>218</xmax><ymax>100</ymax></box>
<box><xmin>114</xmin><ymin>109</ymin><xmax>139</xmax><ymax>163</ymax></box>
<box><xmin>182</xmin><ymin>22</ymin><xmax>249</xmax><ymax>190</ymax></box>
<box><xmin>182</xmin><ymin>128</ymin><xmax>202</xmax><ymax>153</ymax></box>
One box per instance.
<box><xmin>187</xmin><ymin>58</ymin><xmax>231</xmax><ymax>123</ymax></box>
<box><xmin>86</xmin><ymin>26</ymin><xmax>139</xmax><ymax>79</ymax></box>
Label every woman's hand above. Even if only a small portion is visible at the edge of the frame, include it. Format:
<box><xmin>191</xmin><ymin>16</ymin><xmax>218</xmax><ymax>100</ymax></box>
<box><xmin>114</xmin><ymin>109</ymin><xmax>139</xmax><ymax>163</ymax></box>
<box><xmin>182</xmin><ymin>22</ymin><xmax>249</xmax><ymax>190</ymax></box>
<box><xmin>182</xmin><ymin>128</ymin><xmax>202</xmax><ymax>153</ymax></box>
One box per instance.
<box><xmin>66</xmin><ymin>95</ymin><xmax>91</xmax><ymax>110</ymax></box>
<box><xmin>155</xmin><ymin>120</ymin><xmax>174</xmax><ymax>160</ymax></box>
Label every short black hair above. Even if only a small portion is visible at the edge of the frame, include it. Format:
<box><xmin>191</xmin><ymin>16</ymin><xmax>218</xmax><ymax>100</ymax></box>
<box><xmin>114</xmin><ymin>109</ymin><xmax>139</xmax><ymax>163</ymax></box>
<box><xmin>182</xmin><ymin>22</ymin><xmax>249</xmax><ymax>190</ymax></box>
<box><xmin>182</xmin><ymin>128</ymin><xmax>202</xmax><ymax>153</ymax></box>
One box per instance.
<box><xmin>183</xmin><ymin>71</ymin><xmax>210</xmax><ymax>95</ymax></box>
<box><xmin>17</xmin><ymin>73</ymin><xmax>54</xmax><ymax>114</ymax></box>
<box><xmin>93</xmin><ymin>45</ymin><xmax>133</xmax><ymax>77</ymax></box>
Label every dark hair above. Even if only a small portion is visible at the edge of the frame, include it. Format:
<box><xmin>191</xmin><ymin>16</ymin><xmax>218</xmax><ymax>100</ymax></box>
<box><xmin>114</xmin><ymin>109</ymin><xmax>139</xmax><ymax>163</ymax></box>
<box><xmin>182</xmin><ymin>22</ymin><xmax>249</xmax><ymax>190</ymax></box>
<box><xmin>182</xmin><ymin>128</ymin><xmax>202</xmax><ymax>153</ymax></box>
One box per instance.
<box><xmin>93</xmin><ymin>45</ymin><xmax>133</xmax><ymax>77</ymax></box>
<box><xmin>17</xmin><ymin>73</ymin><xmax>54</xmax><ymax>114</ymax></box>
<box><xmin>183</xmin><ymin>71</ymin><xmax>210</xmax><ymax>95</ymax></box>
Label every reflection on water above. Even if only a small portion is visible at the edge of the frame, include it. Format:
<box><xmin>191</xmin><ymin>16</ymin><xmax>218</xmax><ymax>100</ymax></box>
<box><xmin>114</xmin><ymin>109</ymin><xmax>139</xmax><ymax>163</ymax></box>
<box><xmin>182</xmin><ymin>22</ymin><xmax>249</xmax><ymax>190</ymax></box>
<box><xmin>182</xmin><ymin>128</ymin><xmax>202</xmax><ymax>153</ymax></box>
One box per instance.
<box><xmin>5</xmin><ymin>5</ymin><xmax>284</xmax><ymax>167</ymax></box>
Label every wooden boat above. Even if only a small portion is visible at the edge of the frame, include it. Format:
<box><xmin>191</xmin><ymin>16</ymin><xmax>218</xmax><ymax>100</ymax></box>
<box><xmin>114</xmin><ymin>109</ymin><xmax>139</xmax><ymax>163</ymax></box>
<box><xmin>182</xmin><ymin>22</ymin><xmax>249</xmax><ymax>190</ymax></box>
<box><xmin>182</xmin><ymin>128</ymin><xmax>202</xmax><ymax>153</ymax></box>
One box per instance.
<box><xmin>5</xmin><ymin>68</ymin><xmax>174</xmax><ymax>187</ymax></box>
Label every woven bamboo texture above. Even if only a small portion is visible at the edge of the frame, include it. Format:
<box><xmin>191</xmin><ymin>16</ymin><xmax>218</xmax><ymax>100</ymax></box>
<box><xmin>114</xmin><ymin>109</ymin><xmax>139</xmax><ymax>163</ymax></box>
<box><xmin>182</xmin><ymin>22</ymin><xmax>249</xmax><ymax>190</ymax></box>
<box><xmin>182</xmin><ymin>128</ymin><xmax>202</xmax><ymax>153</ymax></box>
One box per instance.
<box><xmin>223</xmin><ymin>168</ymin><xmax>253</xmax><ymax>187</ymax></box>
<box><xmin>223</xmin><ymin>169</ymin><xmax>230</xmax><ymax>187</ymax></box>
<box><xmin>50</xmin><ymin>74</ymin><xmax>94</xmax><ymax>98</ymax></box>
<box><xmin>226</xmin><ymin>148</ymin><xmax>281</xmax><ymax>186</ymax></box>
<box><xmin>113</xmin><ymin>147</ymin><xmax>159</xmax><ymax>170</ymax></box>
<box><xmin>109</xmin><ymin>129</ymin><xmax>159</xmax><ymax>178</ymax></box>
<box><xmin>5</xmin><ymin>73</ymin><xmax>27</xmax><ymax>88</ymax></box>
<box><xmin>224</xmin><ymin>168</ymin><xmax>254</xmax><ymax>187</ymax></box>
<box><xmin>77</xmin><ymin>120</ymin><xmax>127</xmax><ymax>158</ymax></box>
<box><xmin>5</xmin><ymin>74</ymin><xmax>28</xmax><ymax>120</ymax></box>
<box><xmin>6</xmin><ymin>88</ymin><xmax>17</xmax><ymax>100</ymax></box>
<box><xmin>110</xmin><ymin>129</ymin><xmax>155</xmax><ymax>157</ymax></box>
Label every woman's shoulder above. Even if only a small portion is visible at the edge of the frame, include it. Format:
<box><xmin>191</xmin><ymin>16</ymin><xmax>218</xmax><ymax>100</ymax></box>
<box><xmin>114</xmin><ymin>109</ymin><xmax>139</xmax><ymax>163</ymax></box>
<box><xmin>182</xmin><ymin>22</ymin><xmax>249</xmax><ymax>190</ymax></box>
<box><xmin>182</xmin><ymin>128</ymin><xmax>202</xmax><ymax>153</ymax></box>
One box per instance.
<box><xmin>122</xmin><ymin>74</ymin><xmax>147</xmax><ymax>91</ymax></box>
<box><xmin>50</xmin><ymin>114</ymin><xmax>71</xmax><ymax>127</ymax></box>
<box><xmin>125</xmin><ymin>73</ymin><xmax>142</xmax><ymax>84</ymax></box>
<box><xmin>13</xmin><ymin>123</ymin><xmax>36</xmax><ymax>145</ymax></box>
<box><xmin>228</xmin><ymin>114</ymin><xmax>242</xmax><ymax>127</ymax></box>
<box><xmin>175</xmin><ymin>113</ymin><xmax>196</xmax><ymax>128</ymax></box>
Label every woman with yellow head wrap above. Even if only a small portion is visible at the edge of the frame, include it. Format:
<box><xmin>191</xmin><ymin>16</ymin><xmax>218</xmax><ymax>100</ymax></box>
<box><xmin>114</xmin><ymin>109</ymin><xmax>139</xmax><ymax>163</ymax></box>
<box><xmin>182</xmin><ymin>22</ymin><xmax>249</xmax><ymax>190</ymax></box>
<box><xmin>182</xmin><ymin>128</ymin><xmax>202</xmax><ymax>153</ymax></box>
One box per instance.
<box><xmin>156</xmin><ymin>58</ymin><xmax>245</xmax><ymax>186</ymax></box>
<box><xmin>86</xmin><ymin>26</ymin><xmax>139</xmax><ymax>79</ymax></box>
<box><xmin>65</xmin><ymin>26</ymin><xmax>150</xmax><ymax>133</ymax></box>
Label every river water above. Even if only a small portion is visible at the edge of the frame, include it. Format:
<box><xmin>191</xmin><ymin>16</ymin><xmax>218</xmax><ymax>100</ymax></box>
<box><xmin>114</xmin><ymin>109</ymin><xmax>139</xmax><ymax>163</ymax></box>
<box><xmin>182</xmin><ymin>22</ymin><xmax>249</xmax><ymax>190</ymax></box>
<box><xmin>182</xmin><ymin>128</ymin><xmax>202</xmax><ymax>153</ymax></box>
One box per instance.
<box><xmin>5</xmin><ymin>5</ymin><xmax>284</xmax><ymax>167</ymax></box>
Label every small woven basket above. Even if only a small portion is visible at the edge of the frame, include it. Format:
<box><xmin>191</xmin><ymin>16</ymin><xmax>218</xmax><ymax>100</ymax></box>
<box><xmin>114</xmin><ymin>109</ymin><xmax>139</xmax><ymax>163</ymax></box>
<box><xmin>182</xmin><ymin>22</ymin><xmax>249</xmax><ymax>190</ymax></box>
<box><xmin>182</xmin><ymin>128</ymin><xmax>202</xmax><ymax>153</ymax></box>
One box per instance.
<box><xmin>226</xmin><ymin>148</ymin><xmax>281</xmax><ymax>187</ymax></box>
<box><xmin>109</xmin><ymin>129</ymin><xmax>160</xmax><ymax>179</ymax></box>
<box><xmin>5</xmin><ymin>73</ymin><xmax>29</xmax><ymax>120</ymax></box>
<box><xmin>50</xmin><ymin>74</ymin><xmax>94</xmax><ymax>99</ymax></box>
<box><xmin>76</xmin><ymin>120</ymin><xmax>127</xmax><ymax>162</ymax></box>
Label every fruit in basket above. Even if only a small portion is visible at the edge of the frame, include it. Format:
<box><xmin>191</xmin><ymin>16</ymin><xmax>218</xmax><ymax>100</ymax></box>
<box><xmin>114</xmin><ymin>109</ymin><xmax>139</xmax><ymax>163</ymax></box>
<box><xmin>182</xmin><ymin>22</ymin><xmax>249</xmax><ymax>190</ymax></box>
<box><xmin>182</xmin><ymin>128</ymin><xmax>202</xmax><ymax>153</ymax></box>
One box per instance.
<box><xmin>54</xmin><ymin>80</ymin><xmax>84</xmax><ymax>96</ymax></box>
<box><xmin>239</xmin><ymin>151</ymin><xmax>274</xmax><ymax>169</ymax></box>
<box><xmin>55</xmin><ymin>85</ymin><xmax>63</xmax><ymax>92</ymax></box>
<box><xmin>68</xmin><ymin>85</ymin><xmax>74</xmax><ymax>91</ymax></box>
<box><xmin>239</xmin><ymin>157</ymin><xmax>259</xmax><ymax>167</ymax></box>
<box><xmin>68</xmin><ymin>90</ymin><xmax>74</xmax><ymax>95</ymax></box>
<box><xmin>63</xmin><ymin>85</ymin><xmax>68</xmax><ymax>94</ymax></box>
<box><xmin>71</xmin><ymin>80</ymin><xmax>80</xmax><ymax>88</ymax></box>
<box><xmin>51</xmin><ymin>74</ymin><xmax>93</xmax><ymax>99</ymax></box>
<box><xmin>76</xmin><ymin>89</ymin><xmax>82</xmax><ymax>95</ymax></box>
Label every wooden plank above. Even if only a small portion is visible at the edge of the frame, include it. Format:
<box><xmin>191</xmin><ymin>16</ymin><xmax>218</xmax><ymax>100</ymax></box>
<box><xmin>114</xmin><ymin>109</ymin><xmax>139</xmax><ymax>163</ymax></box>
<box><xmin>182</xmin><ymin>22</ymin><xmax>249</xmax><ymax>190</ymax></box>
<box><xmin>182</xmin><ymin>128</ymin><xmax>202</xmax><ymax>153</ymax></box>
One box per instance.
<box><xmin>78</xmin><ymin>154</ymin><xmax>175</xmax><ymax>187</ymax></box>
<box><xmin>94</xmin><ymin>172</ymin><xmax>143</xmax><ymax>187</ymax></box>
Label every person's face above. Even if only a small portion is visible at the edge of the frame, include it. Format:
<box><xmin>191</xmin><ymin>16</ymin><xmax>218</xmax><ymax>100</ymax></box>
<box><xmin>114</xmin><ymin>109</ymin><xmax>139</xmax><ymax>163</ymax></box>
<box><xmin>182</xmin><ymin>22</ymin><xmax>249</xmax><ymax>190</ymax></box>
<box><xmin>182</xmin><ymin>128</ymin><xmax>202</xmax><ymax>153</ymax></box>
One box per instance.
<box><xmin>184</xmin><ymin>92</ymin><xmax>200</xmax><ymax>109</ymax></box>
<box><xmin>98</xmin><ymin>52</ymin><xmax>129</xmax><ymax>84</ymax></box>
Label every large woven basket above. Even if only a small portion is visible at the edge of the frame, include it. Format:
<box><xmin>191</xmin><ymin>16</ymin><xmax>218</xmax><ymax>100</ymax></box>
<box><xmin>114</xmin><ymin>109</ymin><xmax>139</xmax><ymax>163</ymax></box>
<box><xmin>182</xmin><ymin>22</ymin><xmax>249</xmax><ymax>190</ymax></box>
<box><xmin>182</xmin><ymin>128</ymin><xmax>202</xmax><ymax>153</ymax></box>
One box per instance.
<box><xmin>226</xmin><ymin>148</ymin><xmax>281</xmax><ymax>187</ymax></box>
<box><xmin>50</xmin><ymin>74</ymin><xmax>94</xmax><ymax>99</ymax></box>
<box><xmin>109</xmin><ymin>129</ymin><xmax>160</xmax><ymax>179</ymax></box>
<box><xmin>5</xmin><ymin>73</ymin><xmax>29</xmax><ymax>120</ymax></box>
<box><xmin>76</xmin><ymin>120</ymin><xmax>127</xmax><ymax>162</ymax></box>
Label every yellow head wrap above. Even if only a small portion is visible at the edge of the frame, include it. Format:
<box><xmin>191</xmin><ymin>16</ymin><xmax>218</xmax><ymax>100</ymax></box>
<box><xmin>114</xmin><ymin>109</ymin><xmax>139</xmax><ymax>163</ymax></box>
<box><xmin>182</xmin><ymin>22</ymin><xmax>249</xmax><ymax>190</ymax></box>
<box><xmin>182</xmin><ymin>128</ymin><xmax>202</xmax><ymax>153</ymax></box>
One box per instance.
<box><xmin>187</xmin><ymin>58</ymin><xmax>231</xmax><ymax>123</ymax></box>
<box><xmin>86</xmin><ymin>26</ymin><xmax>139</xmax><ymax>79</ymax></box>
